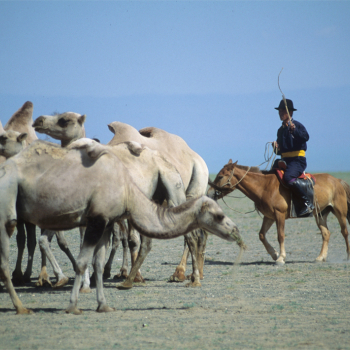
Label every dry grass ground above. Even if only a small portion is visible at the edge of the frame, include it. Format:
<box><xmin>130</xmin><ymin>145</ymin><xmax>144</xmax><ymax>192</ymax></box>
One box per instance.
<box><xmin>0</xmin><ymin>172</ymin><xmax>349</xmax><ymax>350</ymax></box>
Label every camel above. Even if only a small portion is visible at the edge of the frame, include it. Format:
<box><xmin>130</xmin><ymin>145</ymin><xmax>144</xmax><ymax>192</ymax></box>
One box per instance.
<box><xmin>0</xmin><ymin>102</ymin><xmax>38</xmax><ymax>286</ymax></box>
<box><xmin>32</xmin><ymin>112</ymin><xmax>92</xmax><ymax>290</ymax></box>
<box><xmin>0</xmin><ymin>140</ymin><xmax>243</xmax><ymax>314</ymax></box>
<box><xmin>107</xmin><ymin>122</ymin><xmax>209</xmax><ymax>287</ymax></box>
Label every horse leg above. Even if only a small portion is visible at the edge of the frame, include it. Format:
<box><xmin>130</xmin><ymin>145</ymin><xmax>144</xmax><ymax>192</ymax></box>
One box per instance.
<box><xmin>0</xmin><ymin>221</ymin><xmax>32</xmax><ymax>314</ymax></box>
<box><xmin>23</xmin><ymin>222</ymin><xmax>36</xmax><ymax>283</ymax></box>
<box><xmin>11</xmin><ymin>222</ymin><xmax>26</xmax><ymax>286</ymax></box>
<box><xmin>119</xmin><ymin>235</ymin><xmax>152</xmax><ymax>289</ymax></box>
<box><xmin>169</xmin><ymin>238</ymin><xmax>189</xmax><ymax>282</ymax></box>
<box><xmin>333</xmin><ymin>199</ymin><xmax>350</xmax><ymax>260</ymax></box>
<box><xmin>275</xmin><ymin>211</ymin><xmax>287</xmax><ymax>265</ymax></box>
<box><xmin>259</xmin><ymin>216</ymin><xmax>279</xmax><ymax>261</ymax></box>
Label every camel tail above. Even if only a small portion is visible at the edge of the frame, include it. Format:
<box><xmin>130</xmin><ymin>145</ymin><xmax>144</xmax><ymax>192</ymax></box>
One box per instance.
<box><xmin>340</xmin><ymin>179</ymin><xmax>350</xmax><ymax>224</ymax></box>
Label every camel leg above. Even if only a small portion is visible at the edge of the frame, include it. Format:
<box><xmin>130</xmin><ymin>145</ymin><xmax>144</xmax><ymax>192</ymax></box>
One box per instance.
<box><xmin>169</xmin><ymin>237</ymin><xmax>189</xmax><ymax>282</ymax></box>
<box><xmin>11</xmin><ymin>222</ymin><xmax>26</xmax><ymax>286</ymax></box>
<box><xmin>36</xmin><ymin>229</ymin><xmax>54</xmax><ymax>287</ymax></box>
<box><xmin>275</xmin><ymin>211</ymin><xmax>286</xmax><ymax>265</ymax></box>
<box><xmin>125</xmin><ymin>226</ymin><xmax>141</xmax><ymax>280</ymax></box>
<box><xmin>103</xmin><ymin>225</ymin><xmax>119</xmax><ymax>279</ymax></box>
<box><xmin>185</xmin><ymin>232</ymin><xmax>201</xmax><ymax>287</ymax></box>
<box><xmin>23</xmin><ymin>222</ymin><xmax>36</xmax><ymax>283</ymax></box>
<box><xmin>118</xmin><ymin>236</ymin><xmax>152</xmax><ymax>289</ymax></box>
<box><xmin>196</xmin><ymin>229</ymin><xmax>207</xmax><ymax>280</ymax></box>
<box><xmin>259</xmin><ymin>216</ymin><xmax>279</xmax><ymax>261</ymax></box>
<box><xmin>55</xmin><ymin>231</ymin><xmax>77</xmax><ymax>270</ymax></box>
<box><xmin>113</xmin><ymin>221</ymin><xmax>129</xmax><ymax>280</ymax></box>
<box><xmin>38</xmin><ymin>232</ymin><xmax>69</xmax><ymax>288</ymax></box>
<box><xmin>66</xmin><ymin>217</ymin><xmax>108</xmax><ymax>315</ymax></box>
<box><xmin>0</xmin><ymin>221</ymin><xmax>32</xmax><ymax>314</ymax></box>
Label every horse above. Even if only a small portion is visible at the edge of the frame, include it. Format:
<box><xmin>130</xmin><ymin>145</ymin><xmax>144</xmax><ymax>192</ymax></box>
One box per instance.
<box><xmin>207</xmin><ymin>159</ymin><xmax>350</xmax><ymax>265</ymax></box>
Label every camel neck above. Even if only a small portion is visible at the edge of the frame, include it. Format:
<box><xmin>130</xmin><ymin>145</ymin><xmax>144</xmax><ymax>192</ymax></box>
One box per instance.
<box><xmin>127</xmin><ymin>185</ymin><xmax>198</xmax><ymax>240</ymax></box>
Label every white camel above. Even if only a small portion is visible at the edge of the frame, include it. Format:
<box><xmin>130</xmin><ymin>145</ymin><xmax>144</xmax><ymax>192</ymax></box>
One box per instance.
<box><xmin>0</xmin><ymin>140</ymin><xmax>244</xmax><ymax>314</ymax></box>
<box><xmin>107</xmin><ymin>122</ymin><xmax>209</xmax><ymax>287</ymax></box>
<box><xmin>1</xmin><ymin>101</ymin><xmax>38</xmax><ymax>286</ymax></box>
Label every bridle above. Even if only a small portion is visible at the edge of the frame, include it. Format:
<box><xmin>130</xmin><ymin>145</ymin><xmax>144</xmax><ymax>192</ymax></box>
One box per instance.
<box><xmin>208</xmin><ymin>166</ymin><xmax>251</xmax><ymax>200</ymax></box>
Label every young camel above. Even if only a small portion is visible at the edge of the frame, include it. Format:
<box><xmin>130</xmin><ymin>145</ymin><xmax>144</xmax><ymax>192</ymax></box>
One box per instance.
<box><xmin>1</xmin><ymin>101</ymin><xmax>38</xmax><ymax>286</ymax></box>
<box><xmin>0</xmin><ymin>140</ymin><xmax>243</xmax><ymax>314</ymax></box>
<box><xmin>107</xmin><ymin>122</ymin><xmax>210</xmax><ymax>288</ymax></box>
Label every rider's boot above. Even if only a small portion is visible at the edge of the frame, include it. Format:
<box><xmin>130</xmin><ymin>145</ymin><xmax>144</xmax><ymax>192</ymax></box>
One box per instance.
<box><xmin>289</xmin><ymin>178</ymin><xmax>315</xmax><ymax>216</ymax></box>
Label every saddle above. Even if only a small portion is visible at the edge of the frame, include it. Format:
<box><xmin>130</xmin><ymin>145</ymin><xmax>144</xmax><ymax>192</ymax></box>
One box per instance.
<box><xmin>274</xmin><ymin>163</ymin><xmax>316</xmax><ymax>218</ymax></box>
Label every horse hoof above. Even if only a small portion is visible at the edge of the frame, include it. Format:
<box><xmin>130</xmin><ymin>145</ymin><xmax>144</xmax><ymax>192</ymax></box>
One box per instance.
<box><xmin>275</xmin><ymin>260</ymin><xmax>285</xmax><ymax>266</ymax></box>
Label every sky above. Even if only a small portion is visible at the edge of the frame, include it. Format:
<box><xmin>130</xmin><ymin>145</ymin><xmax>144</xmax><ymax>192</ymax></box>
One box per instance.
<box><xmin>0</xmin><ymin>1</ymin><xmax>349</xmax><ymax>173</ymax></box>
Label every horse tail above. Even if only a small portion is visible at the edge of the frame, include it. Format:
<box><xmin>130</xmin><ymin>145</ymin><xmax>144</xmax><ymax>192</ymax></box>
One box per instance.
<box><xmin>339</xmin><ymin>179</ymin><xmax>350</xmax><ymax>224</ymax></box>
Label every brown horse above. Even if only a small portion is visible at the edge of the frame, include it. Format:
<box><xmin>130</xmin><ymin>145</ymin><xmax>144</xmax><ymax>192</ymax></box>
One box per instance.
<box><xmin>207</xmin><ymin>160</ymin><xmax>350</xmax><ymax>265</ymax></box>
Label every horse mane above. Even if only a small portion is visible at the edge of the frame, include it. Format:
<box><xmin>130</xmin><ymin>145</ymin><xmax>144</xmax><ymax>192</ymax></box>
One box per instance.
<box><xmin>235</xmin><ymin>164</ymin><xmax>261</xmax><ymax>173</ymax></box>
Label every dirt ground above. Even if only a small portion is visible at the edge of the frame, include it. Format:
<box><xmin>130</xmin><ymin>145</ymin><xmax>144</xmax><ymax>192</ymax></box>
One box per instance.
<box><xmin>1</xmin><ymin>172</ymin><xmax>350</xmax><ymax>350</ymax></box>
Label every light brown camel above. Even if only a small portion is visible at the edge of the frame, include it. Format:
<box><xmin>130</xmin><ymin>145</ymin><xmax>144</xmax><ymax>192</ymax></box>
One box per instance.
<box><xmin>0</xmin><ymin>140</ymin><xmax>243</xmax><ymax>314</ymax></box>
<box><xmin>107</xmin><ymin>121</ymin><xmax>209</xmax><ymax>288</ymax></box>
<box><xmin>1</xmin><ymin>101</ymin><xmax>38</xmax><ymax>286</ymax></box>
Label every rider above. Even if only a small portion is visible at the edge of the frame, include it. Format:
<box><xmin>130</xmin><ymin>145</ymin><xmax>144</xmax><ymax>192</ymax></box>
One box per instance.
<box><xmin>272</xmin><ymin>98</ymin><xmax>314</xmax><ymax>216</ymax></box>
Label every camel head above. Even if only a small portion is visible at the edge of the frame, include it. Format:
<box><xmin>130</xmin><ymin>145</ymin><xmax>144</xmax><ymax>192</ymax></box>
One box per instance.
<box><xmin>195</xmin><ymin>197</ymin><xmax>245</xmax><ymax>248</ymax></box>
<box><xmin>33</xmin><ymin>112</ymin><xmax>86</xmax><ymax>147</ymax></box>
<box><xmin>0</xmin><ymin>130</ymin><xmax>28</xmax><ymax>158</ymax></box>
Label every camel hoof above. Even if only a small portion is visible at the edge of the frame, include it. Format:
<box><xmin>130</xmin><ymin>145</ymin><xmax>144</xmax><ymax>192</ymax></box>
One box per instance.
<box><xmin>80</xmin><ymin>286</ymin><xmax>92</xmax><ymax>294</ymax></box>
<box><xmin>116</xmin><ymin>282</ymin><xmax>133</xmax><ymax>290</ymax></box>
<box><xmin>185</xmin><ymin>281</ymin><xmax>202</xmax><ymax>288</ymax></box>
<box><xmin>65</xmin><ymin>306</ymin><xmax>83</xmax><ymax>315</ymax></box>
<box><xmin>133</xmin><ymin>273</ymin><xmax>145</xmax><ymax>283</ymax></box>
<box><xmin>169</xmin><ymin>268</ymin><xmax>186</xmax><ymax>282</ymax></box>
<box><xmin>16</xmin><ymin>307</ymin><xmax>34</xmax><ymax>315</ymax></box>
<box><xmin>96</xmin><ymin>304</ymin><xmax>115</xmax><ymax>313</ymax></box>
<box><xmin>35</xmin><ymin>277</ymin><xmax>52</xmax><ymax>288</ymax></box>
<box><xmin>53</xmin><ymin>276</ymin><xmax>69</xmax><ymax>289</ymax></box>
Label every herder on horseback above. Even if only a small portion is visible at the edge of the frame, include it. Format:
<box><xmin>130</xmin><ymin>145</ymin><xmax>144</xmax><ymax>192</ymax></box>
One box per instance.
<box><xmin>272</xmin><ymin>98</ymin><xmax>315</xmax><ymax>216</ymax></box>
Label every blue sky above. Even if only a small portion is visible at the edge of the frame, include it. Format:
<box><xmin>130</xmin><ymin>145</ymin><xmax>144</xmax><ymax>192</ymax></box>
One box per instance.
<box><xmin>1</xmin><ymin>1</ymin><xmax>349</xmax><ymax>173</ymax></box>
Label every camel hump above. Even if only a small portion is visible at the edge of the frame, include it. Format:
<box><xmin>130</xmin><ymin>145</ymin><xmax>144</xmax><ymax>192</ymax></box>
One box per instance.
<box><xmin>139</xmin><ymin>127</ymin><xmax>156</xmax><ymax>138</ymax></box>
<box><xmin>124</xmin><ymin>141</ymin><xmax>145</xmax><ymax>156</ymax></box>
<box><xmin>68</xmin><ymin>138</ymin><xmax>108</xmax><ymax>159</ymax></box>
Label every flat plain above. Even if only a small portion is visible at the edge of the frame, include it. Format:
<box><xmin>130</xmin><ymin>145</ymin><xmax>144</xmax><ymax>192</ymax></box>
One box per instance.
<box><xmin>0</xmin><ymin>172</ymin><xmax>349</xmax><ymax>350</ymax></box>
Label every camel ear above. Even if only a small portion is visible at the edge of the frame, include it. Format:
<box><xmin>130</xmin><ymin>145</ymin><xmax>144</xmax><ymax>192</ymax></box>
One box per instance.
<box><xmin>228</xmin><ymin>159</ymin><xmax>232</xmax><ymax>164</ymax></box>
<box><xmin>125</xmin><ymin>141</ymin><xmax>144</xmax><ymax>156</ymax></box>
<box><xmin>108</xmin><ymin>123</ymin><xmax>116</xmax><ymax>134</ymax></box>
<box><xmin>78</xmin><ymin>114</ymin><xmax>86</xmax><ymax>125</ymax></box>
<box><xmin>17</xmin><ymin>133</ymin><xmax>28</xmax><ymax>143</ymax></box>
